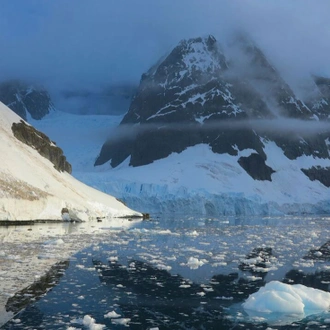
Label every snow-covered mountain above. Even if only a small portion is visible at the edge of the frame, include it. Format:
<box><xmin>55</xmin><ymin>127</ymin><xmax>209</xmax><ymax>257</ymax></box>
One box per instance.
<box><xmin>71</xmin><ymin>34</ymin><xmax>330</xmax><ymax>216</ymax></box>
<box><xmin>0</xmin><ymin>80</ymin><xmax>54</xmax><ymax>121</ymax></box>
<box><xmin>96</xmin><ymin>35</ymin><xmax>330</xmax><ymax>170</ymax></box>
<box><xmin>0</xmin><ymin>102</ymin><xmax>142</xmax><ymax>221</ymax></box>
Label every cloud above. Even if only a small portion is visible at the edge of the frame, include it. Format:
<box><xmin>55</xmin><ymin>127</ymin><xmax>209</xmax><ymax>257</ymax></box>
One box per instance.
<box><xmin>0</xmin><ymin>0</ymin><xmax>329</xmax><ymax>96</ymax></box>
<box><xmin>104</xmin><ymin>119</ymin><xmax>330</xmax><ymax>146</ymax></box>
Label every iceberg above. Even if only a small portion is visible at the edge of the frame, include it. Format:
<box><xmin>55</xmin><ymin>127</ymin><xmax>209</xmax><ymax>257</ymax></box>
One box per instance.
<box><xmin>243</xmin><ymin>281</ymin><xmax>330</xmax><ymax>324</ymax></box>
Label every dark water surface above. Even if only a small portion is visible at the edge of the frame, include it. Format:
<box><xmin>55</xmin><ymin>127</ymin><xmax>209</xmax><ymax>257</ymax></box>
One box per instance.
<box><xmin>3</xmin><ymin>215</ymin><xmax>330</xmax><ymax>329</ymax></box>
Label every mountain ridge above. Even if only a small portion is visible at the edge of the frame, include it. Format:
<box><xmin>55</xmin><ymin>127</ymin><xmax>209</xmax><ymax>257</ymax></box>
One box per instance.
<box><xmin>95</xmin><ymin>35</ymin><xmax>330</xmax><ymax>190</ymax></box>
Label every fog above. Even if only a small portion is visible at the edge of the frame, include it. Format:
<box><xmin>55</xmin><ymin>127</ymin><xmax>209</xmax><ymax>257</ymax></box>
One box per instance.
<box><xmin>103</xmin><ymin>119</ymin><xmax>330</xmax><ymax>145</ymax></box>
<box><xmin>1</xmin><ymin>0</ymin><xmax>330</xmax><ymax>96</ymax></box>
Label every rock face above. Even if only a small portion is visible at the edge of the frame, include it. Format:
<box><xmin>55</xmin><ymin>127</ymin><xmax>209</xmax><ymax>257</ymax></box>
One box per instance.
<box><xmin>95</xmin><ymin>35</ymin><xmax>330</xmax><ymax>184</ymax></box>
<box><xmin>12</xmin><ymin>120</ymin><xmax>72</xmax><ymax>173</ymax></box>
<box><xmin>301</xmin><ymin>166</ymin><xmax>330</xmax><ymax>187</ymax></box>
<box><xmin>0</xmin><ymin>80</ymin><xmax>54</xmax><ymax>120</ymax></box>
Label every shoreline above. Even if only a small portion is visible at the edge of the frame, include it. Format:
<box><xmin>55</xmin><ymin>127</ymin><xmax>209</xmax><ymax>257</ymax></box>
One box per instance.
<box><xmin>0</xmin><ymin>213</ymin><xmax>149</xmax><ymax>227</ymax></box>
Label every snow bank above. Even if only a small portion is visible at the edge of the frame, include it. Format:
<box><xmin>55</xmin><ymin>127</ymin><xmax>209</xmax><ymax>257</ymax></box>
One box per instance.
<box><xmin>0</xmin><ymin>102</ymin><xmax>142</xmax><ymax>220</ymax></box>
<box><xmin>243</xmin><ymin>281</ymin><xmax>330</xmax><ymax>316</ymax></box>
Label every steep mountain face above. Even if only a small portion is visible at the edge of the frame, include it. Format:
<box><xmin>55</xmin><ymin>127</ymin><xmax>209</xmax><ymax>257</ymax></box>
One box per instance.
<box><xmin>96</xmin><ymin>35</ymin><xmax>330</xmax><ymax>186</ymax></box>
<box><xmin>0</xmin><ymin>80</ymin><xmax>54</xmax><ymax>120</ymax></box>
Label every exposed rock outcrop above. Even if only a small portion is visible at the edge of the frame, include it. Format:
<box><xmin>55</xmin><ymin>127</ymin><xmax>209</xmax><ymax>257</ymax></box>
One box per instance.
<box><xmin>238</xmin><ymin>153</ymin><xmax>275</xmax><ymax>181</ymax></box>
<box><xmin>301</xmin><ymin>166</ymin><xmax>330</xmax><ymax>187</ymax></box>
<box><xmin>11</xmin><ymin>120</ymin><xmax>72</xmax><ymax>173</ymax></box>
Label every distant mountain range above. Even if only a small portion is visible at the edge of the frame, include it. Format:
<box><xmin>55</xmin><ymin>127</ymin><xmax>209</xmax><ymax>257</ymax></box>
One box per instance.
<box><xmin>0</xmin><ymin>80</ymin><xmax>136</xmax><ymax>117</ymax></box>
<box><xmin>0</xmin><ymin>80</ymin><xmax>54</xmax><ymax>120</ymax></box>
<box><xmin>94</xmin><ymin>35</ymin><xmax>330</xmax><ymax>187</ymax></box>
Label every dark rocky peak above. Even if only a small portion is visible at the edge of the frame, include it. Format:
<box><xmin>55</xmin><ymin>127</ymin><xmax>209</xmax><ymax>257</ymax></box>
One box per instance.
<box><xmin>122</xmin><ymin>35</ymin><xmax>243</xmax><ymax>126</ymax></box>
<box><xmin>0</xmin><ymin>80</ymin><xmax>54</xmax><ymax>121</ymax></box>
<box><xmin>145</xmin><ymin>35</ymin><xmax>227</xmax><ymax>83</ymax></box>
<box><xmin>96</xmin><ymin>35</ymin><xmax>271</xmax><ymax>168</ymax></box>
<box><xmin>95</xmin><ymin>34</ymin><xmax>330</xmax><ymax>184</ymax></box>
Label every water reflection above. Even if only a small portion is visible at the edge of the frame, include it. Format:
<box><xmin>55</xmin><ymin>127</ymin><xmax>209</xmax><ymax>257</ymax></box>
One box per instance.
<box><xmin>2</xmin><ymin>215</ymin><xmax>330</xmax><ymax>329</ymax></box>
<box><xmin>6</xmin><ymin>260</ymin><xmax>70</xmax><ymax>314</ymax></box>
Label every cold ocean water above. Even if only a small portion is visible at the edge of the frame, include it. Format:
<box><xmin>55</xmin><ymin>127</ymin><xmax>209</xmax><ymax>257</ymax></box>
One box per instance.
<box><xmin>3</xmin><ymin>214</ymin><xmax>330</xmax><ymax>329</ymax></box>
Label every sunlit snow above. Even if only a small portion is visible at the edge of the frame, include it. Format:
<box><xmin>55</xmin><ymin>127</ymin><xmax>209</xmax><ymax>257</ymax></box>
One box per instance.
<box><xmin>0</xmin><ymin>102</ymin><xmax>142</xmax><ymax>220</ymax></box>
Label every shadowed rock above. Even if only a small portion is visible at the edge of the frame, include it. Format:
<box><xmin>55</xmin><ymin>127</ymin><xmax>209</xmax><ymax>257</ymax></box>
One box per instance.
<box><xmin>12</xmin><ymin>120</ymin><xmax>72</xmax><ymax>173</ymax></box>
<box><xmin>238</xmin><ymin>153</ymin><xmax>275</xmax><ymax>181</ymax></box>
<box><xmin>0</xmin><ymin>80</ymin><xmax>53</xmax><ymax>120</ymax></box>
<box><xmin>301</xmin><ymin>166</ymin><xmax>330</xmax><ymax>187</ymax></box>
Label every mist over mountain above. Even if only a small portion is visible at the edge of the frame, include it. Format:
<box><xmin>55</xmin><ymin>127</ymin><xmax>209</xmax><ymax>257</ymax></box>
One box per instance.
<box><xmin>95</xmin><ymin>35</ymin><xmax>330</xmax><ymax>190</ymax></box>
<box><xmin>55</xmin><ymin>83</ymin><xmax>137</xmax><ymax>115</ymax></box>
<box><xmin>0</xmin><ymin>80</ymin><xmax>54</xmax><ymax>120</ymax></box>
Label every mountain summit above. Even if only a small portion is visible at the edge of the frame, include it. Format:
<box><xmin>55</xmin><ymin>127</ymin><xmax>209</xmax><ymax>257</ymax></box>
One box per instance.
<box><xmin>95</xmin><ymin>35</ymin><xmax>330</xmax><ymax>187</ymax></box>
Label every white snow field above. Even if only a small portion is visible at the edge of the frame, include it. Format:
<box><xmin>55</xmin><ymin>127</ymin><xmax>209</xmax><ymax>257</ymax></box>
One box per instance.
<box><xmin>0</xmin><ymin>102</ymin><xmax>142</xmax><ymax>221</ymax></box>
<box><xmin>31</xmin><ymin>110</ymin><xmax>330</xmax><ymax>216</ymax></box>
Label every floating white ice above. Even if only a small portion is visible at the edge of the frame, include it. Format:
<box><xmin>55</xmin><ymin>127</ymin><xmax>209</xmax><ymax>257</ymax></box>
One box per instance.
<box><xmin>243</xmin><ymin>280</ymin><xmax>330</xmax><ymax>322</ymax></box>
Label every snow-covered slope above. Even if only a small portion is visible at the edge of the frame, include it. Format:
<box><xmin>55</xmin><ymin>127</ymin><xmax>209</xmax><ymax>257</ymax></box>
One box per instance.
<box><xmin>31</xmin><ymin>111</ymin><xmax>330</xmax><ymax>216</ymax></box>
<box><xmin>0</xmin><ymin>102</ymin><xmax>142</xmax><ymax>221</ymax></box>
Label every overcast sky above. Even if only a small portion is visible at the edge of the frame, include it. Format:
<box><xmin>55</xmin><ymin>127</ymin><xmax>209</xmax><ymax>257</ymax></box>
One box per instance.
<box><xmin>1</xmin><ymin>0</ymin><xmax>330</xmax><ymax>93</ymax></box>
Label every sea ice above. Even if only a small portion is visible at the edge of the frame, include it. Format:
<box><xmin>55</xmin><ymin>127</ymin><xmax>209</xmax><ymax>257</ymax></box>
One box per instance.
<box><xmin>82</xmin><ymin>315</ymin><xmax>105</xmax><ymax>330</ymax></box>
<box><xmin>243</xmin><ymin>281</ymin><xmax>330</xmax><ymax>318</ymax></box>
<box><xmin>186</xmin><ymin>256</ymin><xmax>206</xmax><ymax>269</ymax></box>
<box><xmin>104</xmin><ymin>311</ymin><xmax>121</xmax><ymax>318</ymax></box>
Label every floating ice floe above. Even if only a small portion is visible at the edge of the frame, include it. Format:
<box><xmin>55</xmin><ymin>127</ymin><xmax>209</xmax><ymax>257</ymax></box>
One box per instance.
<box><xmin>82</xmin><ymin>315</ymin><xmax>105</xmax><ymax>330</ymax></box>
<box><xmin>243</xmin><ymin>281</ymin><xmax>330</xmax><ymax>324</ymax></box>
<box><xmin>185</xmin><ymin>256</ymin><xmax>206</xmax><ymax>269</ymax></box>
<box><xmin>111</xmin><ymin>318</ymin><xmax>131</xmax><ymax>326</ymax></box>
<box><xmin>104</xmin><ymin>311</ymin><xmax>121</xmax><ymax>318</ymax></box>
